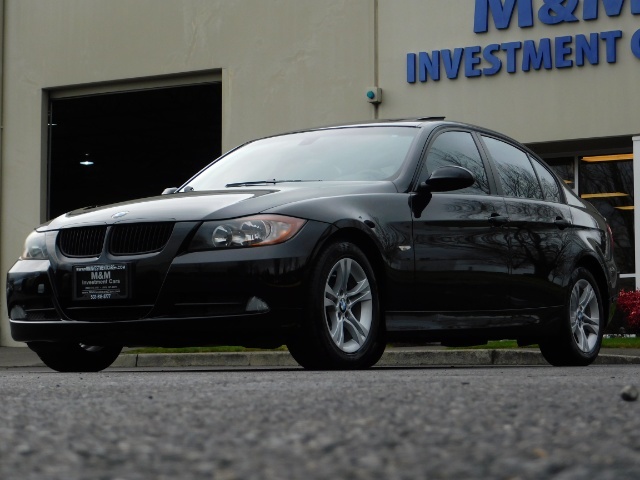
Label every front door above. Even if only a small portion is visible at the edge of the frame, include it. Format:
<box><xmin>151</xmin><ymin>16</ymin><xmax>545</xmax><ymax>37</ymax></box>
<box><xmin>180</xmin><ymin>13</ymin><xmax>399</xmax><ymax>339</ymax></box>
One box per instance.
<box><xmin>412</xmin><ymin>130</ymin><xmax>512</xmax><ymax>314</ymax></box>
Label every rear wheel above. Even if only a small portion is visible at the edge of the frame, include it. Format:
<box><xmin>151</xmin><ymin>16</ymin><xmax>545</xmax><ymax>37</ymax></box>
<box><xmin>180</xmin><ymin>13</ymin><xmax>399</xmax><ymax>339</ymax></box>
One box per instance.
<box><xmin>539</xmin><ymin>267</ymin><xmax>603</xmax><ymax>366</ymax></box>
<box><xmin>28</xmin><ymin>342</ymin><xmax>123</xmax><ymax>372</ymax></box>
<box><xmin>287</xmin><ymin>241</ymin><xmax>385</xmax><ymax>369</ymax></box>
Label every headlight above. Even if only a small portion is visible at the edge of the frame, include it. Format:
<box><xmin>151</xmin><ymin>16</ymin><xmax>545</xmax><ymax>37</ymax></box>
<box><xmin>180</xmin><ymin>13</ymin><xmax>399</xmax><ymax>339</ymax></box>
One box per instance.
<box><xmin>21</xmin><ymin>231</ymin><xmax>49</xmax><ymax>260</ymax></box>
<box><xmin>189</xmin><ymin>215</ymin><xmax>306</xmax><ymax>250</ymax></box>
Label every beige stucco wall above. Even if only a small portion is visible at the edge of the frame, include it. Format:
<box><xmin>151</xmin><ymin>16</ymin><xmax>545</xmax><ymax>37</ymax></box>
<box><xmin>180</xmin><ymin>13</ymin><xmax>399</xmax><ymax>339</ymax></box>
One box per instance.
<box><xmin>1</xmin><ymin>0</ymin><xmax>638</xmax><ymax>345</ymax></box>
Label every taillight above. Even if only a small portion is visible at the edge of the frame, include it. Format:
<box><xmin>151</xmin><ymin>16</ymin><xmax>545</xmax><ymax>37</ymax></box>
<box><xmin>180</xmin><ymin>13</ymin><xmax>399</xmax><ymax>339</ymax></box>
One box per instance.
<box><xmin>606</xmin><ymin>223</ymin><xmax>614</xmax><ymax>254</ymax></box>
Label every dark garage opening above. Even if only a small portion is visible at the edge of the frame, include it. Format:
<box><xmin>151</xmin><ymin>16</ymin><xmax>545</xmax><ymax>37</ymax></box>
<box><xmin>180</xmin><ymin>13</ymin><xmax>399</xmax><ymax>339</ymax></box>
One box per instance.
<box><xmin>48</xmin><ymin>83</ymin><xmax>222</xmax><ymax>219</ymax></box>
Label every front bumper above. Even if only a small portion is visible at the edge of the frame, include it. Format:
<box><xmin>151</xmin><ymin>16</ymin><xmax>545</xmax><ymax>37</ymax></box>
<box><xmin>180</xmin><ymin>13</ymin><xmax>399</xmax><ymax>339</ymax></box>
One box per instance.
<box><xmin>7</xmin><ymin>220</ymin><xmax>332</xmax><ymax>347</ymax></box>
<box><xmin>9</xmin><ymin>312</ymin><xmax>299</xmax><ymax>347</ymax></box>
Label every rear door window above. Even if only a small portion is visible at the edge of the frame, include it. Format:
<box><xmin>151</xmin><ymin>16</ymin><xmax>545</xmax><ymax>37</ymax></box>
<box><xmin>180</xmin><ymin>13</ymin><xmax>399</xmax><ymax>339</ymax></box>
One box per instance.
<box><xmin>482</xmin><ymin>136</ymin><xmax>544</xmax><ymax>200</ymax></box>
<box><xmin>530</xmin><ymin>156</ymin><xmax>562</xmax><ymax>203</ymax></box>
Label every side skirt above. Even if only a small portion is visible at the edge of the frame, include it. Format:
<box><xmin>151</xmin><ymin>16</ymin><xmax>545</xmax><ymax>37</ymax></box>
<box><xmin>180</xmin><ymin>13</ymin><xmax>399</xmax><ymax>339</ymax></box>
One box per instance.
<box><xmin>385</xmin><ymin>307</ymin><xmax>563</xmax><ymax>343</ymax></box>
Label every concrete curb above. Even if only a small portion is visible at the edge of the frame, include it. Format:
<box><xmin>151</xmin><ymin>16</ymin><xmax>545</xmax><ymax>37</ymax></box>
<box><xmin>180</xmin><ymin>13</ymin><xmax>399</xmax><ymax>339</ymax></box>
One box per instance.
<box><xmin>111</xmin><ymin>349</ymin><xmax>640</xmax><ymax>368</ymax></box>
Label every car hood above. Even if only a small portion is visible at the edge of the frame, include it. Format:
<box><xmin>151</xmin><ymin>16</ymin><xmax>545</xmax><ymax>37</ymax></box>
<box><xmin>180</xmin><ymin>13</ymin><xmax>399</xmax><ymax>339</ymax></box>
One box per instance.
<box><xmin>39</xmin><ymin>182</ymin><xmax>398</xmax><ymax>231</ymax></box>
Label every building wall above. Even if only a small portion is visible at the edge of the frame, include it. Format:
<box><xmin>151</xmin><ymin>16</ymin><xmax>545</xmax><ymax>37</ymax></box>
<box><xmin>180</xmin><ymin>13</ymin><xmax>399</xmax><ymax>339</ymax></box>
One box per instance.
<box><xmin>1</xmin><ymin>0</ymin><xmax>638</xmax><ymax>345</ymax></box>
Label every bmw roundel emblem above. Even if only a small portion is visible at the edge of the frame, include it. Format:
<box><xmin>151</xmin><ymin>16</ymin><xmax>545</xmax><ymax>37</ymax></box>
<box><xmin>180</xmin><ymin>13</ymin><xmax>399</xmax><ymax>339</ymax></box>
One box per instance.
<box><xmin>112</xmin><ymin>211</ymin><xmax>129</xmax><ymax>219</ymax></box>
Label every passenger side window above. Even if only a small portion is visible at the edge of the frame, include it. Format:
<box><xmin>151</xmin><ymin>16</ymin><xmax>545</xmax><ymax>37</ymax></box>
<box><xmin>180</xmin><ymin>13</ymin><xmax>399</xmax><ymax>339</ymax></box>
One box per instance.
<box><xmin>482</xmin><ymin>136</ymin><xmax>544</xmax><ymax>200</ymax></box>
<box><xmin>530</xmin><ymin>156</ymin><xmax>562</xmax><ymax>203</ymax></box>
<box><xmin>426</xmin><ymin>131</ymin><xmax>490</xmax><ymax>195</ymax></box>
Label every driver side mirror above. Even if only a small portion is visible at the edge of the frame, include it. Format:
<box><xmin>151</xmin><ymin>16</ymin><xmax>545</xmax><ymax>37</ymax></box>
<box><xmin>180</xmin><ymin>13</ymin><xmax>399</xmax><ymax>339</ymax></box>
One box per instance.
<box><xmin>418</xmin><ymin>166</ymin><xmax>475</xmax><ymax>194</ymax></box>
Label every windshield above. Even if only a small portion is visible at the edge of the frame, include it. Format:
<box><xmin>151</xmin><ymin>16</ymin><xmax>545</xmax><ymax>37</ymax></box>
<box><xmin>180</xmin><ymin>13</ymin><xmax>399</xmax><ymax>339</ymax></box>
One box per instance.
<box><xmin>185</xmin><ymin>126</ymin><xmax>419</xmax><ymax>191</ymax></box>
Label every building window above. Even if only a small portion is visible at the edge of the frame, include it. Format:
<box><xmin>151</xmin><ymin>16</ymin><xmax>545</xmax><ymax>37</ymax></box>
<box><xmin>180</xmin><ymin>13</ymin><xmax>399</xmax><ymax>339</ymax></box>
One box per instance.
<box><xmin>579</xmin><ymin>154</ymin><xmax>634</xmax><ymax>275</ymax></box>
<box><xmin>48</xmin><ymin>83</ymin><xmax>222</xmax><ymax>219</ymax></box>
<box><xmin>547</xmin><ymin>154</ymin><xmax>634</xmax><ymax>276</ymax></box>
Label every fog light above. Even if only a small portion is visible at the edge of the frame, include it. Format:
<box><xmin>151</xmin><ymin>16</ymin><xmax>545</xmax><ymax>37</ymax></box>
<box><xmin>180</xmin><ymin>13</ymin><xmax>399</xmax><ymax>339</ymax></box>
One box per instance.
<box><xmin>245</xmin><ymin>296</ymin><xmax>269</xmax><ymax>312</ymax></box>
<box><xmin>10</xmin><ymin>306</ymin><xmax>27</xmax><ymax>320</ymax></box>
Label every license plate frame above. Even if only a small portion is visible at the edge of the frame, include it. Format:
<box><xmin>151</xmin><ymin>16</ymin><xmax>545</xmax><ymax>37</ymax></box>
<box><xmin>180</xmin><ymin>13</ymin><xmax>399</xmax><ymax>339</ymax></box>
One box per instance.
<box><xmin>73</xmin><ymin>264</ymin><xmax>130</xmax><ymax>301</ymax></box>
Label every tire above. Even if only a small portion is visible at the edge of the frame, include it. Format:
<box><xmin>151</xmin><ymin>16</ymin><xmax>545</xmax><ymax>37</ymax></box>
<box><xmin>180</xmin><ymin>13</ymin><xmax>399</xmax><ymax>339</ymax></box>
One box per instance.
<box><xmin>539</xmin><ymin>267</ymin><xmax>604</xmax><ymax>366</ymax></box>
<box><xmin>287</xmin><ymin>241</ymin><xmax>385</xmax><ymax>369</ymax></box>
<box><xmin>28</xmin><ymin>342</ymin><xmax>123</xmax><ymax>372</ymax></box>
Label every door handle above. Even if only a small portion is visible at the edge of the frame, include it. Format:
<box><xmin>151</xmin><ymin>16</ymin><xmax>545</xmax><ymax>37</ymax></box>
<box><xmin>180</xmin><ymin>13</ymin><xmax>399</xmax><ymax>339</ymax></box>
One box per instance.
<box><xmin>488</xmin><ymin>213</ymin><xmax>509</xmax><ymax>226</ymax></box>
<box><xmin>554</xmin><ymin>216</ymin><xmax>571</xmax><ymax>230</ymax></box>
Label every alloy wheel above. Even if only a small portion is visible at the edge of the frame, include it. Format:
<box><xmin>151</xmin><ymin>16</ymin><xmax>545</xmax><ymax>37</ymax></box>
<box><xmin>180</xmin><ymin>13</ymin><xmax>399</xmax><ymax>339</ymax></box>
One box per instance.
<box><xmin>570</xmin><ymin>279</ymin><xmax>600</xmax><ymax>353</ymax></box>
<box><xmin>323</xmin><ymin>257</ymin><xmax>373</xmax><ymax>353</ymax></box>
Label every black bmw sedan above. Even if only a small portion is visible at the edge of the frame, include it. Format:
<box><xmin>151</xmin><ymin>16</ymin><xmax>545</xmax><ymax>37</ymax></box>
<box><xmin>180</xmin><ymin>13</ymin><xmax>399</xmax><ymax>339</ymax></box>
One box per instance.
<box><xmin>6</xmin><ymin>118</ymin><xmax>618</xmax><ymax>371</ymax></box>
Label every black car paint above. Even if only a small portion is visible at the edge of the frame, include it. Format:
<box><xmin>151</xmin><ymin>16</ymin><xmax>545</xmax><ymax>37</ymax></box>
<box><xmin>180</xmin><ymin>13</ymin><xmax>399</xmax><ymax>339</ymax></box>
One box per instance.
<box><xmin>6</xmin><ymin>120</ymin><xmax>618</xmax><ymax>349</ymax></box>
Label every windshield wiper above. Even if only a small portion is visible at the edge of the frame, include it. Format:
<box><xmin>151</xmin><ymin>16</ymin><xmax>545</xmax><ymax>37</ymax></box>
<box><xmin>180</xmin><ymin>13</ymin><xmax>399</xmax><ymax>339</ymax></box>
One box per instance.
<box><xmin>225</xmin><ymin>179</ymin><xmax>322</xmax><ymax>187</ymax></box>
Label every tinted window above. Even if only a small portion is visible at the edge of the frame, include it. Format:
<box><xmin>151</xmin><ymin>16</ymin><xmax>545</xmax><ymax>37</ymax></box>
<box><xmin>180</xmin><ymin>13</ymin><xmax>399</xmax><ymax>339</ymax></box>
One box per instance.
<box><xmin>482</xmin><ymin>136</ymin><xmax>543</xmax><ymax>200</ymax></box>
<box><xmin>426</xmin><ymin>131</ymin><xmax>490</xmax><ymax>195</ymax></box>
<box><xmin>530</xmin><ymin>156</ymin><xmax>562</xmax><ymax>203</ymax></box>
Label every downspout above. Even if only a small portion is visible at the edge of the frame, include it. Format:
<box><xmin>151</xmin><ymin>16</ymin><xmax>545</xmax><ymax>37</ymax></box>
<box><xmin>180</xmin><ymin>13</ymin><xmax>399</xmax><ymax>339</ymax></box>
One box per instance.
<box><xmin>0</xmin><ymin>0</ymin><xmax>5</xmax><ymax>345</ymax></box>
<box><xmin>373</xmin><ymin>0</ymin><xmax>379</xmax><ymax>119</ymax></box>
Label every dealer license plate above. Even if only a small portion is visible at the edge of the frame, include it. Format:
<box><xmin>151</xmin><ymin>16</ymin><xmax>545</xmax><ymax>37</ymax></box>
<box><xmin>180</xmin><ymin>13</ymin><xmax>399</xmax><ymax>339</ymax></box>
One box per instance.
<box><xmin>73</xmin><ymin>264</ymin><xmax>130</xmax><ymax>301</ymax></box>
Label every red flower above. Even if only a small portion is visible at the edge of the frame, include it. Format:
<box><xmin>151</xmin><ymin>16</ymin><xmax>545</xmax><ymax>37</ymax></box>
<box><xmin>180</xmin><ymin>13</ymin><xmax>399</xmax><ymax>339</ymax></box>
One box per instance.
<box><xmin>617</xmin><ymin>290</ymin><xmax>640</xmax><ymax>329</ymax></box>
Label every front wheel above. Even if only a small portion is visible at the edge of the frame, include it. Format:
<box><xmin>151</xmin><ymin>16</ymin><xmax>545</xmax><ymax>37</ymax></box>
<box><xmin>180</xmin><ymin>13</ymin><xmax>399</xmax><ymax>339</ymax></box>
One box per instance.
<box><xmin>287</xmin><ymin>241</ymin><xmax>385</xmax><ymax>369</ymax></box>
<box><xmin>28</xmin><ymin>342</ymin><xmax>123</xmax><ymax>372</ymax></box>
<box><xmin>539</xmin><ymin>267</ymin><xmax>604</xmax><ymax>366</ymax></box>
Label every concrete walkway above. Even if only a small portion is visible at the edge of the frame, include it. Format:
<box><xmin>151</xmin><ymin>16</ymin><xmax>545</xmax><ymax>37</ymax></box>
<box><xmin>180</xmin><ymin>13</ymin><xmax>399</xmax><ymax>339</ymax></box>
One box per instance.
<box><xmin>2</xmin><ymin>346</ymin><xmax>640</xmax><ymax>369</ymax></box>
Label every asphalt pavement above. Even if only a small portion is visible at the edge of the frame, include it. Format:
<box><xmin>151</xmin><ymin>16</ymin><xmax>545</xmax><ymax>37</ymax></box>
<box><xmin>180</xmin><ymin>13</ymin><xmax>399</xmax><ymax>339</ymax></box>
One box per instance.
<box><xmin>2</xmin><ymin>345</ymin><xmax>640</xmax><ymax>369</ymax></box>
<box><xmin>4</xmin><ymin>365</ymin><xmax>640</xmax><ymax>479</ymax></box>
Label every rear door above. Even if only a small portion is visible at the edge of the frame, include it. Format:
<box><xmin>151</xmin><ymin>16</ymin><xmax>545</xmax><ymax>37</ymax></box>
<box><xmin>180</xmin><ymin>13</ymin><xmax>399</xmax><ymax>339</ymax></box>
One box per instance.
<box><xmin>479</xmin><ymin>135</ymin><xmax>572</xmax><ymax>309</ymax></box>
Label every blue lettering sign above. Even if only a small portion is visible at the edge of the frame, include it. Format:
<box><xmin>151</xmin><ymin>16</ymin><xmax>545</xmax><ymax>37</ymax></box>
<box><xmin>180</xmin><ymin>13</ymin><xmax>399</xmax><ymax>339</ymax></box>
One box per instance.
<box><xmin>475</xmin><ymin>0</ymin><xmax>640</xmax><ymax>31</ymax></box>
<box><xmin>584</xmin><ymin>0</ymin><xmax>625</xmax><ymax>20</ymax></box>
<box><xmin>407</xmin><ymin>53</ymin><xmax>417</xmax><ymax>83</ymax></box>
<box><xmin>465</xmin><ymin>46</ymin><xmax>483</xmax><ymax>77</ymax></box>
<box><xmin>538</xmin><ymin>0</ymin><xmax>579</xmax><ymax>25</ymax></box>
<box><xmin>419</xmin><ymin>51</ymin><xmax>441</xmax><ymax>81</ymax></box>
<box><xmin>442</xmin><ymin>48</ymin><xmax>465</xmax><ymax>79</ymax></box>
<box><xmin>575</xmin><ymin>33</ymin><xmax>600</xmax><ymax>65</ymax></box>
<box><xmin>406</xmin><ymin>1</ymin><xmax>638</xmax><ymax>85</ymax></box>
<box><xmin>632</xmin><ymin>28</ymin><xmax>640</xmax><ymax>58</ymax></box>
<box><xmin>522</xmin><ymin>38</ymin><xmax>553</xmax><ymax>70</ymax></box>
<box><xmin>482</xmin><ymin>44</ymin><xmax>503</xmax><ymax>75</ymax></box>
<box><xmin>555</xmin><ymin>35</ymin><xmax>574</xmax><ymax>67</ymax></box>
<box><xmin>601</xmin><ymin>30</ymin><xmax>623</xmax><ymax>62</ymax></box>
<box><xmin>501</xmin><ymin>41</ymin><xmax>523</xmax><ymax>72</ymax></box>
<box><xmin>475</xmin><ymin>0</ymin><xmax>534</xmax><ymax>33</ymax></box>
<box><xmin>406</xmin><ymin>31</ymin><xmax>625</xmax><ymax>83</ymax></box>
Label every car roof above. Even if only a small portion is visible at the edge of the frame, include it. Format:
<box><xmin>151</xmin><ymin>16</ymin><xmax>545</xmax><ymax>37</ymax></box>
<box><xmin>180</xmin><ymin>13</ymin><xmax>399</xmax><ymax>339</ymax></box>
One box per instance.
<box><xmin>305</xmin><ymin>118</ymin><xmax>521</xmax><ymax>143</ymax></box>
<box><xmin>309</xmin><ymin>117</ymin><xmax>446</xmax><ymax>129</ymax></box>
<box><xmin>300</xmin><ymin>117</ymin><xmax>517</xmax><ymax>137</ymax></box>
